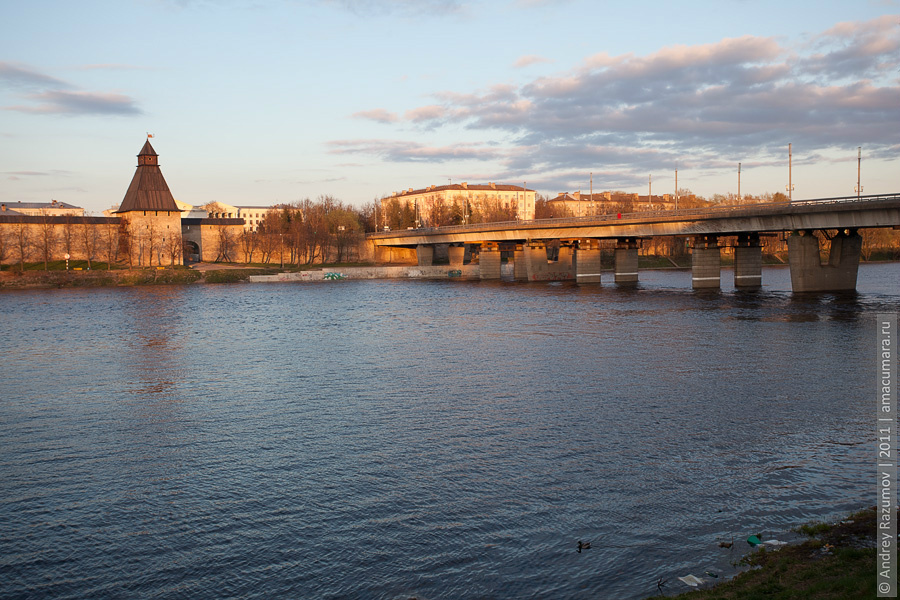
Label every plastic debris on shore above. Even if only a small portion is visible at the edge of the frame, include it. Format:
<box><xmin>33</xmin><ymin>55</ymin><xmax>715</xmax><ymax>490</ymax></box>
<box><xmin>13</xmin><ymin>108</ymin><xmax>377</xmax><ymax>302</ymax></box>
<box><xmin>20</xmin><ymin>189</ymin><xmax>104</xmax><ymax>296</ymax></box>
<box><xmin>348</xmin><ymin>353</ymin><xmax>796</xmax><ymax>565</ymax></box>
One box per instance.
<box><xmin>677</xmin><ymin>574</ymin><xmax>704</xmax><ymax>587</ymax></box>
<box><xmin>747</xmin><ymin>535</ymin><xmax>762</xmax><ymax>546</ymax></box>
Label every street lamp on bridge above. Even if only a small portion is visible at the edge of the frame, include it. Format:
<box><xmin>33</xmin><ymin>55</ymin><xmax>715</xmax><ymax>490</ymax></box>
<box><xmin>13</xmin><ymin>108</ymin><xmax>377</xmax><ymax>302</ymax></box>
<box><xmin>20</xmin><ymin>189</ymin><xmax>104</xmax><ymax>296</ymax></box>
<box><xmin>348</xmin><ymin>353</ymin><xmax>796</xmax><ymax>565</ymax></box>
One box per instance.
<box><xmin>786</xmin><ymin>143</ymin><xmax>795</xmax><ymax>201</ymax></box>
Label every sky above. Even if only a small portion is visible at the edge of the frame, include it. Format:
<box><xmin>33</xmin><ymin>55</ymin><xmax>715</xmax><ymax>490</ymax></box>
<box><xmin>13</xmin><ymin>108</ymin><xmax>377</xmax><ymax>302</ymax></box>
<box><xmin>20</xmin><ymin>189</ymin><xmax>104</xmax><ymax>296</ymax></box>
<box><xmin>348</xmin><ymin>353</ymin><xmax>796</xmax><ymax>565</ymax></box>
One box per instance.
<box><xmin>1</xmin><ymin>0</ymin><xmax>898</xmax><ymax>214</ymax></box>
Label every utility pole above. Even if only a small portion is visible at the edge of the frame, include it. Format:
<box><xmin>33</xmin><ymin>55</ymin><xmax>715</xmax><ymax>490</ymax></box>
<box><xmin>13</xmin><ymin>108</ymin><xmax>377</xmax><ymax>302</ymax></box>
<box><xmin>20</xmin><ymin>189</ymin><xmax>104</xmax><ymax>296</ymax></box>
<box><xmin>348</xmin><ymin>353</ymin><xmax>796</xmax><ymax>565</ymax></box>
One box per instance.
<box><xmin>856</xmin><ymin>147</ymin><xmax>863</xmax><ymax>198</ymax></box>
<box><xmin>786</xmin><ymin>143</ymin><xmax>795</xmax><ymax>201</ymax></box>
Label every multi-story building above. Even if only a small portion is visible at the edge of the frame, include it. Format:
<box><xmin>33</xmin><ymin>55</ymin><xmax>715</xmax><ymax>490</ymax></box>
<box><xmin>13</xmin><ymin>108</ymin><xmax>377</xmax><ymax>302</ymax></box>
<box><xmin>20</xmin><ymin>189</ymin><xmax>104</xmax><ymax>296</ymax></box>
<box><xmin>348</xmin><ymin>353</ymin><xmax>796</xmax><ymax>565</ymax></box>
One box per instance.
<box><xmin>172</xmin><ymin>200</ymin><xmax>279</xmax><ymax>231</ymax></box>
<box><xmin>547</xmin><ymin>191</ymin><xmax>675</xmax><ymax>217</ymax></box>
<box><xmin>382</xmin><ymin>182</ymin><xmax>535</xmax><ymax>227</ymax></box>
<box><xmin>5</xmin><ymin>200</ymin><xmax>84</xmax><ymax>216</ymax></box>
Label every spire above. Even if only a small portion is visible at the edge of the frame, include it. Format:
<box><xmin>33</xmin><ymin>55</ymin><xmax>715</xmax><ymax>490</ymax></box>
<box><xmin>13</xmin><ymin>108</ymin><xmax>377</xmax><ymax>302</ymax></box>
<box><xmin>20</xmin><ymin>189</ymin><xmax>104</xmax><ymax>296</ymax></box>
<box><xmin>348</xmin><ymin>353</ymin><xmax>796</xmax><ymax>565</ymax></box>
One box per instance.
<box><xmin>117</xmin><ymin>140</ymin><xmax>180</xmax><ymax>213</ymax></box>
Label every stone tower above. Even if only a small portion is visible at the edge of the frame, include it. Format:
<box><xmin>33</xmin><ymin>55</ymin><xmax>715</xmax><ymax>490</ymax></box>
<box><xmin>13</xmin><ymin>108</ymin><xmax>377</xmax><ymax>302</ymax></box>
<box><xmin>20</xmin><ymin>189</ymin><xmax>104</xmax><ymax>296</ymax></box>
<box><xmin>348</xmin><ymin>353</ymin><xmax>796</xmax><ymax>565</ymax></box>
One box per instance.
<box><xmin>116</xmin><ymin>139</ymin><xmax>183</xmax><ymax>265</ymax></box>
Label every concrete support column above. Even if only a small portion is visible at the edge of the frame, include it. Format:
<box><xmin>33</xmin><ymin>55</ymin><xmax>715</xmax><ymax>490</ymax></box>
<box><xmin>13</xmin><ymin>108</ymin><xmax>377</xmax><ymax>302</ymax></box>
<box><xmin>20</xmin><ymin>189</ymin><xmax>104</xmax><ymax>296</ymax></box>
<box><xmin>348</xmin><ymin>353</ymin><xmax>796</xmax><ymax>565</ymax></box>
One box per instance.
<box><xmin>733</xmin><ymin>233</ymin><xmax>762</xmax><ymax>289</ymax></box>
<box><xmin>513</xmin><ymin>245</ymin><xmax>527</xmax><ymax>281</ymax></box>
<box><xmin>575</xmin><ymin>240</ymin><xmax>602</xmax><ymax>284</ymax></box>
<box><xmin>448</xmin><ymin>244</ymin><xmax>465</xmax><ymax>267</ymax></box>
<box><xmin>557</xmin><ymin>243</ymin><xmax>574</xmax><ymax>270</ymax></box>
<box><xmin>614</xmin><ymin>238</ymin><xmax>639</xmax><ymax>284</ymax></box>
<box><xmin>374</xmin><ymin>245</ymin><xmax>391</xmax><ymax>264</ymax></box>
<box><xmin>479</xmin><ymin>243</ymin><xmax>502</xmax><ymax>280</ymax></box>
<box><xmin>550</xmin><ymin>242</ymin><xmax>575</xmax><ymax>280</ymax></box>
<box><xmin>691</xmin><ymin>235</ymin><xmax>721</xmax><ymax>289</ymax></box>
<box><xmin>416</xmin><ymin>244</ymin><xmax>434</xmax><ymax>266</ymax></box>
<box><xmin>788</xmin><ymin>229</ymin><xmax>861</xmax><ymax>292</ymax></box>
<box><xmin>524</xmin><ymin>241</ymin><xmax>549</xmax><ymax>281</ymax></box>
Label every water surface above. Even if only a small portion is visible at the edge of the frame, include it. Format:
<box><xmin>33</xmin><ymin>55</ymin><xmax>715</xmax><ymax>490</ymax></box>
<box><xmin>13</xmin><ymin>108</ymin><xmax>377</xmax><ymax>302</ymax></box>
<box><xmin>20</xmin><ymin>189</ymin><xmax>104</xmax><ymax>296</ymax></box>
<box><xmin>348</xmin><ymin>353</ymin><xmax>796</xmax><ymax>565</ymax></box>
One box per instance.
<box><xmin>1</xmin><ymin>263</ymin><xmax>897</xmax><ymax>599</ymax></box>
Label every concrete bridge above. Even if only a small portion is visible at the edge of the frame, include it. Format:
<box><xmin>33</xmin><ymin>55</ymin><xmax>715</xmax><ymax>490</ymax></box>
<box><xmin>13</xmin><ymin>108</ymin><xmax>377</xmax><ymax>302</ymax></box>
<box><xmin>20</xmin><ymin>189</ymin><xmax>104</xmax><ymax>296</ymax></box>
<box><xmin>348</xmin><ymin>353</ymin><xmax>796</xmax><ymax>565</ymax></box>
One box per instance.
<box><xmin>367</xmin><ymin>193</ymin><xmax>900</xmax><ymax>292</ymax></box>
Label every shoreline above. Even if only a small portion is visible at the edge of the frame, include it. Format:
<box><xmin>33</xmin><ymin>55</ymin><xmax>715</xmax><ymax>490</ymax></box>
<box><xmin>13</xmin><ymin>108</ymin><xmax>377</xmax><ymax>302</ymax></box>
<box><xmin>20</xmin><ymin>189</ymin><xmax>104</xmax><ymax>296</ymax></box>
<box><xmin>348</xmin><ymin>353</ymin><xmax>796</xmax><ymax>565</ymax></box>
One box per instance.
<box><xmin>1</xmin><ymin>259</ymin><xmax>897</xmax><ymax>289</ymax></box>
<box><xmin>650</xmin><ymin>506</ymin><xmax>881</xmax><ymax>599</ymax></box>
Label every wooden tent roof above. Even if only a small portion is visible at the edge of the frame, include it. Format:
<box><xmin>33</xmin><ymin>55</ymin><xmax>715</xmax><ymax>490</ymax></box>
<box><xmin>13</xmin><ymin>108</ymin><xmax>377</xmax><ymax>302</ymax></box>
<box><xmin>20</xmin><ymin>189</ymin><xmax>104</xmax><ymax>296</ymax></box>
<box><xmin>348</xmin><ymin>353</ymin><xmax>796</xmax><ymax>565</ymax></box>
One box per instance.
<box><xmin>117</xmin><ymin>140</ymin><xmax>181</xmax><ymax>213</ymax></box>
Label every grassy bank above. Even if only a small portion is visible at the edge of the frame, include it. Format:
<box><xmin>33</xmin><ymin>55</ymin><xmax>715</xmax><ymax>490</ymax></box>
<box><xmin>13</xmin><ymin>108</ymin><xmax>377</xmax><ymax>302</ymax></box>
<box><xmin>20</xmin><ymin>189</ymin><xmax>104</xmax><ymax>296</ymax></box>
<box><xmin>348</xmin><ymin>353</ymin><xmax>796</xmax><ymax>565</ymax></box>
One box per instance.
<box><xmin>0</xmin><ymin>262</ymin><xmax>377</xmax><ymax>288</ymax></box>
<box><xmin>651</xmin><ymin>507</ymin><xmax>880</xmax><ymax>600</ymax></box>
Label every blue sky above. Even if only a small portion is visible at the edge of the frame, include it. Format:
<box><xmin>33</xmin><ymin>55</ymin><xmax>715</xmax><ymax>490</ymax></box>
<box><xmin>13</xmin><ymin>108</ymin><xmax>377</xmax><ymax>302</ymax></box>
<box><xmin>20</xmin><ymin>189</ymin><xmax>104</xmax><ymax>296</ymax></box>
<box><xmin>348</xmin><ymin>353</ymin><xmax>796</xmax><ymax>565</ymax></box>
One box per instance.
<box><xmin>1</xmin><ymin>0</ymin><xmax>898</xmax><ymax>214</ymax></box>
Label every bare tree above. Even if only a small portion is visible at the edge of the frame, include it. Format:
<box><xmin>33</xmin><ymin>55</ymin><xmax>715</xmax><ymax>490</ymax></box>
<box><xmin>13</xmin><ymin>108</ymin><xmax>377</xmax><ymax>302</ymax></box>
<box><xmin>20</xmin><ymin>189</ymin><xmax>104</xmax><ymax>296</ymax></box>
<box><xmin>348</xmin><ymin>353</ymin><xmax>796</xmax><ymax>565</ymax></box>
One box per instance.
<box><xmin>79</xmin><ymin>220</ymin><xmax>98</xmax><ymax>269</ymax></box>
<box><xmin>146</xmin><ymin>221</ymin><xmax>159</xmax><ymax>266</ymax></box>
<box><xmin>62</xmin><ymin>217</ymin><xmax>77</xmax><ymax>262</ymax></box>
<box><xmin>0</xmin><ymin>227</ymin><xmax>8</xmax><ymax>270</ymax></box>
<box><xmin>238</xmin><ymin>228</ymin><xmax>256</xmax><ymax>263</ymax></box>
<box><xmin>35</xmin><ymin>212</ymin><xmax>57</xmax><ymax>270</ymax></box>
<box><xmin>104</xmin><ymin>221</ymin><xmax>119</xmax><ymax>270</ymax></box>
<box><xmin>165</xmin><ymin>231</ymin><xmax>182</xmax><ymax>266</ymax></box>
<box><xmin>118</xmin><ymin>218</ymin><xmax>133</xmax><ymax>267</ymax></box>
<box><xmin>14</xmin><ymin>223</ymin><xmax>32</xmax><ymax>272</ymax></box>
<box><xmin>214</xmin><ymin>225</ymin><xmax>237</xmax><ymax>262</ymax></box>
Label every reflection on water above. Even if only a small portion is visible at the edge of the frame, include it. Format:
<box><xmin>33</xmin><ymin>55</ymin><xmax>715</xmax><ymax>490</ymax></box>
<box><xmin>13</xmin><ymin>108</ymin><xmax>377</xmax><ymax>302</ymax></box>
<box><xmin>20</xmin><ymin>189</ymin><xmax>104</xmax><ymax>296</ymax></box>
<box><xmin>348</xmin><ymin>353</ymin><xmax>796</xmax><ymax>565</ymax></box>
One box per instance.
<box><xmin>0</xmin><ymin>263</ymin><xmax>897</xmax><ymax>599</ymax></box>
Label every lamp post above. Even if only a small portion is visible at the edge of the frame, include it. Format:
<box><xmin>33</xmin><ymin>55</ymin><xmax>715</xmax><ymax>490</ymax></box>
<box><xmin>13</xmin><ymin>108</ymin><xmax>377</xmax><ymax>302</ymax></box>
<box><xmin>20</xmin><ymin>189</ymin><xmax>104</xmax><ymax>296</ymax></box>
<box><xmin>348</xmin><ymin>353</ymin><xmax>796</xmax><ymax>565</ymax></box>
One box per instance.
<box><xmin>738</xmin><ymin>162</ymin><xmax>741</xmax><ymax>204</ymax></box>
<box><xmin>786</xmin><ymin>143</ymin><xmax>795</xmax><ymax>201</ymax></box>
<box><xmin>855</xmin><ymin>147</ymin><xmax>863</xmax><ymax>198</ymax></box>
<box><xmin>675</xmin><ymin>168</ymin><xmax>678</xmax><ymax>211</ymax></box>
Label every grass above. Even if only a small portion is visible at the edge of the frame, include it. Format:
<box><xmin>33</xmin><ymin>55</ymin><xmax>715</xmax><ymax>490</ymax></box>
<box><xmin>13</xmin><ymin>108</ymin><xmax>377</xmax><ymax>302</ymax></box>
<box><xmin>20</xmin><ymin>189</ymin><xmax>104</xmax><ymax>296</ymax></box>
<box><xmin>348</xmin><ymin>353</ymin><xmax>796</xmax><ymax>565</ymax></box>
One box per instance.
<box><xmin>649</xmin><ymin>507</ymin><xmax>880</xmax><ymax>600</ymax></box>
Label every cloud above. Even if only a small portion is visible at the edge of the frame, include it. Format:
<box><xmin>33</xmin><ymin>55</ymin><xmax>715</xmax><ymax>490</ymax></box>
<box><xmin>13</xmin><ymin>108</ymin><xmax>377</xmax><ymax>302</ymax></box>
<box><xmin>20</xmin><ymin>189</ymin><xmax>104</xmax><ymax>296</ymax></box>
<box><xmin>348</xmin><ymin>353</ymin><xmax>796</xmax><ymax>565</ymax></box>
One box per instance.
<box><xmin>404</xmin><ymin>104</ymin><xmax>446</xmax><ymax>122</ymax></box>
<box><xmin>353</xmin><ymin>108</ymin><xmax>399</xmax><ymax>123</ymax></box>
<box><xmin>3</xmin><ymin>170</ymin><xmax>72</xmax><ymax>177</ymax></box>
<box><xmin>5</xmin><ymin>90</ymin><xmax>142</xmax><ymax>116</ymax></box>
<box><xmin>513</xmin><ymin>55</ymin><xmax>552</xmax><ymax>68</ymax></box>
<box><xmin>340</xmin><ymin>15</ymin><xmax>900</xmax><ymax>192</ymax></box>
<box><xmin>76</xmin><ymin>63</ymin><xmax>153</xmax><ymax>71</ymax></box>
<box><xmin>0</xmin><ymin>63</ymin><xmax>143</xmax><ymax>116</ymax></box>
<box><xmin>0</xmin><ymin>61</ymin><xmax>70</xmax><ymax>89</ymax></box>
<box><xmin>323</xmin><ymin>0</ymin><xmax>466</xmax><ymax>17</ymax></box>
<box><xmin>328</xmin><ymin>139</ymin><xmax>502</xmax><ymax>162</ymax></box>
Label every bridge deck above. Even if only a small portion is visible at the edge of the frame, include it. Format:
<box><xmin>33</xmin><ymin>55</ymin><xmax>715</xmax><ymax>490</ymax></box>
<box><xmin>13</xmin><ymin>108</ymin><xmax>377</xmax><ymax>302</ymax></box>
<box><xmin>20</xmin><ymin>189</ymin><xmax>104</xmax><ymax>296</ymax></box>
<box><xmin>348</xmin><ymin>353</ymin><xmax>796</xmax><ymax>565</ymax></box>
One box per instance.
<box><xmin>368</xmin><ymin>193</ymin><xmax>900</xmax><ymax>246</ymax></box>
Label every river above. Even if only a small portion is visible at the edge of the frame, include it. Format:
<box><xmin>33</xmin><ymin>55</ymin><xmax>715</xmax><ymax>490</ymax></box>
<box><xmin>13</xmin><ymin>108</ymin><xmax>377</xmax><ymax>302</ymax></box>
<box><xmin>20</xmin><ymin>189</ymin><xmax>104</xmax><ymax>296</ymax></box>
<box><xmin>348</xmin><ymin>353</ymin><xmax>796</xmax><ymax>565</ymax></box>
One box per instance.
<box><xmin>1</xmin><ymin>263</ymin><xmax>897</xmax><ymax>599</ymax></box>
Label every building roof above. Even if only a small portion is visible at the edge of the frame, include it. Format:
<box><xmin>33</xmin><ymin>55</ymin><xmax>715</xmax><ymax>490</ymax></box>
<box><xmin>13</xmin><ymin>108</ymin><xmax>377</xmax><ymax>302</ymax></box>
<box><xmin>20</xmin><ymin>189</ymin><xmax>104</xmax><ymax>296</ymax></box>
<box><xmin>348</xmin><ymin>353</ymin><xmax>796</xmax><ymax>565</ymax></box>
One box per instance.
<box><xmin>4</xmin><ymin>200</ymin><xmax>82</xmax><ymax>211</ymax></box>
<box><xmin>0</xmin><ymin>204</ymin><xmax>24</xmax><ymax>215</ymax></box>
<box><xmin>391</xmin><ymin>183</ymin><xmax>532</xmax><ymax>198</ymax></box>
<box><xmin>117</xmin><ymin>140</ymin><xmax>181</xmax><ymax>213</ymax></box>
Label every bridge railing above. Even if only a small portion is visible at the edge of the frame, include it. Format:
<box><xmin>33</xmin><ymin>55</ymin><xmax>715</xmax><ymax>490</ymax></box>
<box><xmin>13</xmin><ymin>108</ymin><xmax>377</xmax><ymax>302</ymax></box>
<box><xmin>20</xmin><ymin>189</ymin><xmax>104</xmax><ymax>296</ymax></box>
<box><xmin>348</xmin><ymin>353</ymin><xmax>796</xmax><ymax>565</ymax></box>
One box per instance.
<box><xmin>367</xmin><ymin>192</ymin><xmax>900</xmax><ymax>238</ymax></box>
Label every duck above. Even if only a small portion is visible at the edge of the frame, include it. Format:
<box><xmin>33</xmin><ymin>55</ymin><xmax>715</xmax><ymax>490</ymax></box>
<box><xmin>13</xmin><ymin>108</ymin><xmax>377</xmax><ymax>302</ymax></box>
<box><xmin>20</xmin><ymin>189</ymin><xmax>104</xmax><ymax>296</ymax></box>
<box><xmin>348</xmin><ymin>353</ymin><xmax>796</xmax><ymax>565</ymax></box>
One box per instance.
<box><xmin>577</xmin><ymin>541</ymin><xmax>592</xmax><ymax>553</ymax></box>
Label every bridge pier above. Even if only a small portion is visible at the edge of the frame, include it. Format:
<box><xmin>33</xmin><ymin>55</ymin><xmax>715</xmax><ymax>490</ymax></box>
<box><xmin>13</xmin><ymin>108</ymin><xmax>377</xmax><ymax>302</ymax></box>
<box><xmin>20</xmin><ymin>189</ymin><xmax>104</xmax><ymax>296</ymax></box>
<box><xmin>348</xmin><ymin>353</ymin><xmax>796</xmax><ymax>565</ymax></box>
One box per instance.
<box><xmin>448</xmin><ymin>244</ymin><xmax>465</xmax><ymax>267</ymax></box>
<box><xmin>575</xmin><ymin>240</ymin><xmax>602</xmax><ymax>283</ymax></box>
<box><xmin>376</xmin><ymin>245</ymin><xmax>416</xmax><ymax>264</ymax></box>
<box><xmin>691</xmin><ymin>235</ymin><xmax>721</xmax><ymax>289</ymax></box>
<box><xmin>788</xmin><ymin>229</ymin><xmax>861</xmax><ymax>292</ymax></box>
<box><xmin>524</xmin><ymin>241</ymin><xmax>551</xmax><ymax>280</ymax></box>
<box><xmin>416</xmin><ymin>244</ymin><xmax>433</xmax><ymax>266</ymax></box>
<box><xmin>733</xmin><ymin>233</ymin><xmax>762</xmax><ymax>289</ymax></box>
<box><xmin>614</xmin><ymin>238</ymin><xmax>639</xmax><ymax>284</ymax></box>
<box><xmin>479</xmin><ymin>243</ymin><xmax>502</xmax><ymax>280</ymax></box>
<box><xmin>552</xmin><ymin>242</ymin><xmax>575</xmax><ymax>279</ymax></box>
<box><xmin>513</xmin><ymin>244</ymin><xmax>527</xmax><ymax>281</ymax></box>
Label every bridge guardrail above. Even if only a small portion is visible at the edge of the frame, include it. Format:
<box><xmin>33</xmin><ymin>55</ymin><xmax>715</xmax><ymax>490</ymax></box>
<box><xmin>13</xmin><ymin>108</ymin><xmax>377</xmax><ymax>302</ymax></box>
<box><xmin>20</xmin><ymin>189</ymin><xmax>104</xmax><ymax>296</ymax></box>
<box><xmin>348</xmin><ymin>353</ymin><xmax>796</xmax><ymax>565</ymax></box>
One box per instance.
<box><xmin>367</xmin><ymin>192</ymin><xmax>900</xmax><ymax>238</ymax></box>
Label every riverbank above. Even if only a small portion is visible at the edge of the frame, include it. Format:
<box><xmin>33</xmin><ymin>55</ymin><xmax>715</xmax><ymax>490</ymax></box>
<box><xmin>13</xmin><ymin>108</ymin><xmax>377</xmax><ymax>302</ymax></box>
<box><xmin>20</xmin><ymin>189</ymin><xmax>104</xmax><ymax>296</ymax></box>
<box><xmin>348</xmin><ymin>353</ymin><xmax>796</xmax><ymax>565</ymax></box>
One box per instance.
<box><xmin>652</xmin><ymin>506</ymin><xmax>879</xmax><ymax>600</ymax></box>
<box><xmin>2</xmin><ymin>257</ymin><xmax>897</xmax><ymax>288</ymax></box>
